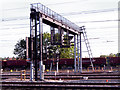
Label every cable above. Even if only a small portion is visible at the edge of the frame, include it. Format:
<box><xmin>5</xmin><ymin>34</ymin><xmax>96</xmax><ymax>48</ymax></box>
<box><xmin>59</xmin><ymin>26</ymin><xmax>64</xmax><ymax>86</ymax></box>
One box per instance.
<box><xmin>1</xmin><ymin>17</ymin><xmax>29</xmax><ymax>22</ymax></box>
<box><xmin>2</xmin><ymin>0</ymin><xmax>84</xmax><ymax>11</ymax></box>
<box><xmin>61</xmin><ymin>8</ymin><xmax>118</xmax><ymax>16</ymax></box>
<box><xmin>46</xmin><ymin>0</ymin><xmax>86</xmax><ymax>6</ymax></box>
<box><xmin>1</xmin><ymin>7</ymin><xmax>118</xmax><ymax>22</ymax></box>
<box><xmin>3</xmin><ymin>24</ymin><xmax>29</xmax><ymax>26</ymax></box>
<box><xmin>1</xmin><ymin>15</ymin><xmax>118</xmax><ymax>24</ymax></box>
<box><xmin>87</xmin><ymin>26</ymin><xmax>118</xmax><ymax>30</ymax></box>
<box><xmin>76</xmin><ymin>19</ymin><xmax>118</xmax><ymax>23</ymax></box>
<box><xmin>0</xmin><ymin>25</ymin><xmax>118</xmax><ymax>31</ymax></box>
<box><xmin>3</xmin><ymin>7</ymin><xmax>29</xmax><ymax>11</ymax></box>
<box><xmin>0</xmin><ymin>26</ymin><xmax>29</xmax><ymax>30</ymax></box>
<box><xmin>0</xmin><ymin>24</ymin><xmax>49</xmax><ymax>30</ymax></box>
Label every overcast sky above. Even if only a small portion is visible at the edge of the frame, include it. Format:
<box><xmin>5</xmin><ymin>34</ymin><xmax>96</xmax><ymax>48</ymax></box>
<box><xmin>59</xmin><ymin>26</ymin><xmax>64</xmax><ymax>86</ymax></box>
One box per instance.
<box><xmin>0</xmin><ymin>0</ymin><xmax>119</xmax><ymax>58</ymax></box>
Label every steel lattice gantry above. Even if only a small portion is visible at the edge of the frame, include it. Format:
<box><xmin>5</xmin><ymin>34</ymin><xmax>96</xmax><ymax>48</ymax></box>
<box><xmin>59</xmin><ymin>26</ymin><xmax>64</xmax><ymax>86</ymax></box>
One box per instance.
<box><xmin>28</xmin><ymin>3</ymin><xmax>92</xmax><ymax>81</ymax></box>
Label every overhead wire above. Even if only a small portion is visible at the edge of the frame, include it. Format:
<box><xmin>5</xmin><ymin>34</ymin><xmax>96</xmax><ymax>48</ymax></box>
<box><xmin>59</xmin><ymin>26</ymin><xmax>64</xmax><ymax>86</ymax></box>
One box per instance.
<box><xmin>2</xmin><ymin>0</ymin><xmax>81</xmax><ymax>11</ymax></box>
<box><xmin>1</xmin><ymin>7</ymin><xmax>118</xmax><ymax>22</ymax></box>
<box><xmin>0</xmin><ymin>17</ymin><xmax>118</xmax><ymax>29</ymax></box>
<box><xmin>76</xmin><ymin>19</ymin><xmax>119</xmax><ymax>23</ymax></box>
<box><xmin>0</xmin><ymin>26</ymin><xmax>118</xmax><ymax>31</ymax></box>
<box><xmin>1</xmin><ymin>17</ymin><xmax>29</xmax><ymax>22</ymax></box>
<box><xmin>1</xmin><ymin>6</ymin><xmax>118</xmax><ymax>37</ymax></box>
<box><xmin>0</xmin><ymin>26</ymin><xmax>29</xmax><ymax>30</ymax></box>
<box><xmin>46</xmin><ymin>0</ymin><xmax>80</xmax><ymax>6</ymax></box>
<box><xmin>3</xmin><ymin>7</ymin><xmax>29</xmax><ymax>11</ymax></box>
<box><xmin>61</xmin><ymin>8</ymin><xmax>118</xmax><ymax>16</ymax></box>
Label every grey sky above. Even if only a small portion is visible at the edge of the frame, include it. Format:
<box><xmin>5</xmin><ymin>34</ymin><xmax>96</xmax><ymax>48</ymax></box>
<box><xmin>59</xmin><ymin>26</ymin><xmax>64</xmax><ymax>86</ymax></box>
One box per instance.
<box><xmin>0</xmin><ymin>0</ymin><xmax>119</xmax><ymax>57</ymax></box>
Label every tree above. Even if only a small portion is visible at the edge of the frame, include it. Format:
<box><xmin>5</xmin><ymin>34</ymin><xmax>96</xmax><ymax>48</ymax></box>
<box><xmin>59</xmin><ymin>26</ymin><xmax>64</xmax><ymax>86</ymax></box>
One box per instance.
<box><xmin>13</xmin><ymin>39</ymin><xmax>26</xmax><ymax>59</ymax></box>
<box><xmin>100</xmin><ymin>55</ymin><xmax>107</xmax><ymax>57</ymax></box>
<box><xmin>109</xmin><ymin>53</ymin><xmax>116</xmax><ymax>57</ymax></box>
<box><xmin>13</xmin><ymin>32</ymin><xmax>75</xmax><ymax>59</ymax></box>
<box><xmin>60</xmin><ymin>46</ymin><xmax>74</xmax><ymax>58</ymax></box>
<box><xmin>116</xmin><ymin>53</ymin><xmax>120</xmax><ymax>57</ymax></box>
<box><xmin>100</xmin><ymin>53</ymin><xmax>118</xmax><ymax>57</ymax></box>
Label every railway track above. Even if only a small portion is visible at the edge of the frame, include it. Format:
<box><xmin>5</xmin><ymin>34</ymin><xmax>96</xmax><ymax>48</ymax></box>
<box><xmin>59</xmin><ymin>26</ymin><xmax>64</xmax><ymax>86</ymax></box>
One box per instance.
<box><xmin>2</xmin><ymin>76</ymin><xmax>120</xmax><ymax>80</ymax></box>
<box><xmin>1</xmin><ymin>72</ymin><xmax>120</xmax><ymax>89</ymax></box>
<box><xmin>1</xmin><ymin>80</ymin><xmax>120</xmax><ymax>89</ymax></box>
<box><xmin>1</xmin><ymin>72</ymin><xmax>120</xmax><ymax>80</ymax></box>
<box><xmin>2</xmin><ymin>71</ymin><xmax>120</xmax><ymax>76</ymax></box>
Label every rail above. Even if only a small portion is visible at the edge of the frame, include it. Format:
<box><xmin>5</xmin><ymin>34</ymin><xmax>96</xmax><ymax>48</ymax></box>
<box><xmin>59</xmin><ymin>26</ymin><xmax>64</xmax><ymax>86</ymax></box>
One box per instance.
<box><xmin>1</xmin><ymin>81</ymin><xmax>120</xmax><ymax>89</ymax></box>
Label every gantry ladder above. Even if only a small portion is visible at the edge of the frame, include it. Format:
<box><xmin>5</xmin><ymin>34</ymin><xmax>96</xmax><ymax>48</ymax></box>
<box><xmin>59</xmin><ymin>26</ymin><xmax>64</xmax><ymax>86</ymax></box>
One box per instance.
<box><xmin>81</xmin><ymin>26</ymin><xmax>94</xmax><ymax>71</ymax></box>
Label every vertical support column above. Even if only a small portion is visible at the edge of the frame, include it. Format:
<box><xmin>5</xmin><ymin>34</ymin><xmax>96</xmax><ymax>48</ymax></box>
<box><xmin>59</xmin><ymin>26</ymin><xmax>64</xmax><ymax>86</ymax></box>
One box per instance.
<box><xmin>30</xmin><ymin>61</ymin><xmax>34</xmax><ymax>81</ymax></box>
<box><xmin>26</xmin><ymin>37</ymin><xmax>29</xmax><ymax>59</ymax></box>
<box><xmin>58</xmin><ymin>26</ymin><xmax>63</xmax><ymax>45</ymax></box>
<box><xmin>77</xmin><ymin>35</ymin><xmax>79</xmax><ymax>72</ymax></box>
<box><xmin>29</xmin><ymin>17</ymin><xmax>32</xmax><ymax>60</ymax></box>
<box><xmin>74</xmin><ymin>35</ymin><xmax>76</xmax><ymax>72</ymax></box>
<box><xmin>30</xmin><ymin>16</ymin><xmax>34</xmax><ymax>81</ymax></box>
<box><xmin>66</xmin><ymin>30</ymin><xmax>70</xmax><ymax>46</ymax></box>
<box><xmin>51</xmin><ymin>27</ymin><xmax>55</xmax><ymax>45</ymax></box>
<box><xmin>57</xmin><ymin>27</ymin><xmax>60</xmax><ymax>45</ymax></box>
<box><xmin>59</xmin><ymin>27</ymin><xmax>64</xmax><ymax>45</ymax></box>
<box><xmin>50</xmin><ymin>61</ymin><xmax>53</xmax><ymax>72</ymax></box>
<box><xmin>50</xmin><ymin>26</ymin><xmax>55</xmax><ymax>72</ymax></box>
<box><xmin>39</xmin><ymin>13</ymin><xmax>44</xmax><ymax>80</ymax></box>
<box><xmin>80</xmin><ymin>32</ymin><xmax>82</xmax><ymax>73</ymax></box>
<box><xmin>34</xmin><ymin>12</ymin><xmax>38</xmax><ymax>81</ymax></box>
<box><xmin>39</xmin><ymin>61</ymin><xmax>44</xmax><ymax>80</ymax></box>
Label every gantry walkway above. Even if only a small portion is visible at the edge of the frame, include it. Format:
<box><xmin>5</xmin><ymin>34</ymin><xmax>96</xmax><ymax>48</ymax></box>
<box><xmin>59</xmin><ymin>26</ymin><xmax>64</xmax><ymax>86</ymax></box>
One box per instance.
<box><xmin>31</xmin><ymin>3</ymin><xmax>82</xmax><ymax>34</ymax></box>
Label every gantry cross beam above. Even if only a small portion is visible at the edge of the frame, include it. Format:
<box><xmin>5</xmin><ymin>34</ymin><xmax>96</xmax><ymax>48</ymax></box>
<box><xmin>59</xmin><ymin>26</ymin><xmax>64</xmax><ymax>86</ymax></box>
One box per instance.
<box><xmin>31</xmin><ymin>3</ymin><xmax>82</xmax><ymax>34</ymax></box>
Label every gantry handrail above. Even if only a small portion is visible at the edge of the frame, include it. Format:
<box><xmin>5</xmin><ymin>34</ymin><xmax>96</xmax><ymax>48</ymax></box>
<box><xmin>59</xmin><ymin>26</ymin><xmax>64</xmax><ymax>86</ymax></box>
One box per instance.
<box><xmin>31</xmin><ymin>3</ymin><xmax>81</xmax><ymax>33</ymax></box>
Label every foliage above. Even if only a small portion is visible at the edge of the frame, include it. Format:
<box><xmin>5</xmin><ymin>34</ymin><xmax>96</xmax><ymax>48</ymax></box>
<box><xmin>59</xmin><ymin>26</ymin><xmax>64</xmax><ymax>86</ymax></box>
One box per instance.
<box><xmin>116</xmin><ymin>53</ymin><xmax>120</xmax><ymax>57</ymax></box>
<box><xmin>100</xmin><ymin>55</ymin><xmax>107</xmax><ymax>57</ymax></box>
<box><xmin>42</xmin><ymin>32</ymin><xmax>51</xmax><ymax>53</ymax></box>
<box><xmin>13</xmin><ymin>32</ymin><xmax>74</xmax><ymax>59</ymax></box>
<box><xmin>100</xmin><ymin>53</ymin><xmax>120</xmax><ymax>57</ymax></box>
<box><xmin>13</xmin><ymin>39</ymin><xmax>26</xmax><ymax>59</ymax></box>
<box><xmin>60</xmin><ymin>46</ymin><xmax>74</xmax><ymax>58</ymax></box>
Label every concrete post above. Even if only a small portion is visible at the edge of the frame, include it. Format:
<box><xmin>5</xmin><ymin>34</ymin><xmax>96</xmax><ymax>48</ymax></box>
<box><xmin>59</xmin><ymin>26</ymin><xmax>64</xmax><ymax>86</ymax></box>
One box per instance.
<box><xmin>50</xmin><ymin>62</ymin><xmax>52</xmax><ymax>72</ymax></box>
<box><xmin>30</xmin><ymin>61</ymin><xmax>34</xmax><ymax>81</ymax></box>
<box><xmin>56</xmin><ymin>61</ymin><xmax>58</xmax><ymax>73</ymax></box>
<box><xmin>39</xmin><ymin>61</ymin><xmax>44</xmax><ymax>80</ymax></box>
